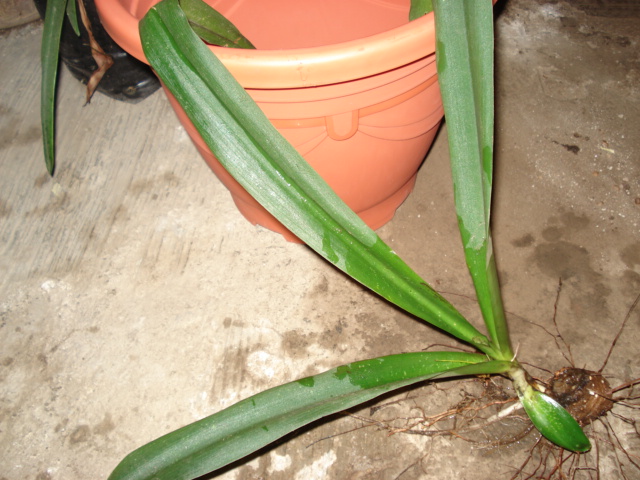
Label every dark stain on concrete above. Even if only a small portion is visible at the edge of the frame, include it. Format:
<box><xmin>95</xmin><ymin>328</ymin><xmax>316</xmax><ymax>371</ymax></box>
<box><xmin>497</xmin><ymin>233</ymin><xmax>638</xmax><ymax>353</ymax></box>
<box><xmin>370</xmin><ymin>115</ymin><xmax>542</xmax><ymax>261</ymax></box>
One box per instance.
<box><xmin>93</xmin><ymin>413</ymin><xmax>115</xmax><ymax>436</ymax></box>
<box><xmin>129</xmin><ymin>172</ymin><xmax>182</xmax><ymax>197</ymax></box>
<box><xmin>69</xmin><ymin>425</ymin><xmax>90</xmax><ymax>445</ymax></box>
<box><xmin>620</xmin><ymin>243</ymin><xmax>640</xmax><ymax>269</ymax></box>
<box><xmin>560</xmin><ymin>212</ymin><xmax>590</xmax><ymax>231</ymax></box>
<box><xmin>542</xmin><ymin>226</ymin><xmax>563</xmax><ymax>242</ymax></box>
<box><xmin>33</xmin><ymin>173</ymin><xmax>50</xmax><ymax>189</ymax></box>
<box><xmin>533</xmin><ymin>241</ymin><xmax>590</xmax><ymax>280</ymax></box>
<box><xmin>542</xmin><ymin>212</ymin><xmax>590</xmax><ymax>243</ymax></box>
<box><xmin>573</xmin><ymin>1</ymin><xmax>640</xmax><ymax>19</ymax></box>
<box><xmin>557</xmin><ymin>142</ymin><xmax>580</xmax><ymax>154</ymax></box>
<box><xmin>308</xmin><ymin>275</ymin><xmax>329</xmax><ymax>299</ymax></box>
<box><xmin>0</xmin><ymin>199</ymin><xmax>11</xmax><ymax>218</ymax></box>
<box><xmin>511</xmin><ymin>233</ymin><xmax>535</xmax><ymax>248</ymax></box>
<box><xmin>532</xmin><ymin>214</ymin><xmax>614</xmax><ymax>326</ymax></box>
<box><xmin>0</xmin><ymin>109</ymin><xmax>41</xmax><ymax>150</ymax></box>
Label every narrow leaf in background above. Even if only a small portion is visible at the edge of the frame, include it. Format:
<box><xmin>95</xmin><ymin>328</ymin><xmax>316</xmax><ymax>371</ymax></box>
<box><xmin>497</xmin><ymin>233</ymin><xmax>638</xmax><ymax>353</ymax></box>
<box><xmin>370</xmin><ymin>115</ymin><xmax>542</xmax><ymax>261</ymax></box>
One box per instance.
<box><xmin>65</xmin><ymin>0</ymin><xmax>80</xmax><ymax>35</ymax></box>
<box><xmin>40</xmin><ymin>0</ymin><xmax>70</xmax><ymax>174</ymax></box>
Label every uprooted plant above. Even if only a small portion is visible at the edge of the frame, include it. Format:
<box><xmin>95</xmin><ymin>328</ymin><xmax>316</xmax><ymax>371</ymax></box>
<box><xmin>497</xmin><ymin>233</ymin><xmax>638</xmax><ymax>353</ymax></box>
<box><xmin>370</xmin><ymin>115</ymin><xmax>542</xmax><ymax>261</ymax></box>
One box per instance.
<box><xmin>509</xmin><ymin>288</ymin><xmax>640</xmax><ymax>479</ymax></box>
<box><xmin>323</xmin><ymin>285</ymin><xmax>640</xmax><ymax>478</ymax></box>
<box><xmin>103</xmin><ymin>0</ymin><xmax>636</xmax><ymax>478</ymax></box>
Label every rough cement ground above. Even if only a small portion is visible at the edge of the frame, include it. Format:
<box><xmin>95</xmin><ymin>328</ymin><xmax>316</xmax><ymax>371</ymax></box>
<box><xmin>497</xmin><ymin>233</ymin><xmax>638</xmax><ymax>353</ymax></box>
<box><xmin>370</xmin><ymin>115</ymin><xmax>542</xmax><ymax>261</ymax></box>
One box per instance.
<box><xmin>1</xmin><ymin>1</ymin><xmax>639</xmax><ymax>479</ymax></box>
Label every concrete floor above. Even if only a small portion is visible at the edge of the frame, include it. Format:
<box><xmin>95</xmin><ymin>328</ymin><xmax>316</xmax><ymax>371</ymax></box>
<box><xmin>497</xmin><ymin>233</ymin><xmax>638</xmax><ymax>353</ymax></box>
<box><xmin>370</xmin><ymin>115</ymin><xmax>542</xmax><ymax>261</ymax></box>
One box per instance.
<box><xmin>1</xmin><ymin>1</ymin><xmax>639</xmax><ymax>479</ymax></box>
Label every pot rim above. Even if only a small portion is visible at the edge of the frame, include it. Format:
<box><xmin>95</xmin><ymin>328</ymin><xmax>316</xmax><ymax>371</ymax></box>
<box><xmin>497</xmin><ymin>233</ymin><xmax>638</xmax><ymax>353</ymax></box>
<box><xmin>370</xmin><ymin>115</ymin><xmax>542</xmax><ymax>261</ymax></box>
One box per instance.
<box><xmin>95</xmin><ymin>0</ymin><xmax>435</xmax><ymax>89</ymax></box>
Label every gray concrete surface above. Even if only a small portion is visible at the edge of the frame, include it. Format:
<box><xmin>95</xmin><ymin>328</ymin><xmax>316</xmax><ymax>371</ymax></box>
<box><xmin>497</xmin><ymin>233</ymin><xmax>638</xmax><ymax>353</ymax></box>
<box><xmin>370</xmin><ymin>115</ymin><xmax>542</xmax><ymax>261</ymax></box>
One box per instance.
<box><xmin>1</xmin><ymin>1</ymin><xmax>638</xmax><ymax>479</ymax></box>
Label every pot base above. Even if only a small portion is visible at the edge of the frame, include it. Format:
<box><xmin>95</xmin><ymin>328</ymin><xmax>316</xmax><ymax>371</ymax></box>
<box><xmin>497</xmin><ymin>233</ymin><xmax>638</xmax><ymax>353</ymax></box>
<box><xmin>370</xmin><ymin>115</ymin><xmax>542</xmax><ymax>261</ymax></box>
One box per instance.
<box><xmin>231</xmin><ymin>175</ymin><xmax>418</xmax><ymax>243</ymax></box>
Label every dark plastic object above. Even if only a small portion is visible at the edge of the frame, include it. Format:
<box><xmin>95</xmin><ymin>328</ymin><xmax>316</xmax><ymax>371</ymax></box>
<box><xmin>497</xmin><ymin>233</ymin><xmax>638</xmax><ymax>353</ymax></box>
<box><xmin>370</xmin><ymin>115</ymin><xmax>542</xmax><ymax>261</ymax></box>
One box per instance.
<box><xmin>34</xmin><ymin>0</ymin><xmax>160</xmax><ymax>102</ymax></box>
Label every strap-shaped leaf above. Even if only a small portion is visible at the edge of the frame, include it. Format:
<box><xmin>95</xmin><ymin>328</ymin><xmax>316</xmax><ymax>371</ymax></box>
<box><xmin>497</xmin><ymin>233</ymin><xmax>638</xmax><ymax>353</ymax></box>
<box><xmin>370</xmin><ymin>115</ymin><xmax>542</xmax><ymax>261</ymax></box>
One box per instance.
<box><xmin>179</xmin><ymin>0</ymin><xmax>254</xmax><ymax>48</ymax></box>
<box><xmin>139</xmin><ymin>0</ymin><xmax>499</xmax><ymax>358</ymax></box>
<box><xmin>409</xmin><ymin>0</ymin><xmax>433</xmax><ymax>20</ymax></box>
<box><xmin>108</xmin><ymin>352</ymin><xmax>511</xmax><ymax>480</ymax></box>
<box><xmin>40</xmin><ymin>0</ymin><xmax>70</xmax><ymax>174</ymax></box>
<box><xmin>433</xmin><ymin>0</ymin><xmax>511</xmax><ymax>359</ymax></box>
<box><xmin>66</xmin><ymin>0</ymin><xmax>80</xmax><ymax>36</ymax></box>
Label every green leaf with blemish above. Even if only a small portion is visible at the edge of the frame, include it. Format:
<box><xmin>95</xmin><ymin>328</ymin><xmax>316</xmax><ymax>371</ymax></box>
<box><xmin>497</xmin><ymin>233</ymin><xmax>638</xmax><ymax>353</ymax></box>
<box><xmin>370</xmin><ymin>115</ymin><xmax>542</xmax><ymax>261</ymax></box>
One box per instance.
<box><xmin>179</xmin><ymin>0</ymin><xmax>254</xmax><ymax>48</ymax></box>
<box><xmin>138</xmin><ymin>0</ymin><xmax>500</xmax><ymax>358</ymax></box>
<box><xmin>433</xmin><ymin>0</ymin><xmax>512</xmax><ymax>360</ymax></box>
<box><xmin>409</xmin><ymin>0</ymin><xmax>433</xmax><ymax>20</ymax></box>
<box><xmin>108</xmin><ymin>352</ymin><xmax>509</xmax><ymax>480</ymax></box>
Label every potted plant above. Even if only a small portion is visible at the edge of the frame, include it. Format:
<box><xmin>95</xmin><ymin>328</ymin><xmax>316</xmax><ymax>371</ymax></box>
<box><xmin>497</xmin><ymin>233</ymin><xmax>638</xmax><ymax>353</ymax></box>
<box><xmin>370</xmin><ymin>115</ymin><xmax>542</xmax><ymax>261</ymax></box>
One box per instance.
<box><xmin>103</xmin><ymin>1</ymin><xmax>596</xmax><ymax>479</ymax></box>
<box><xmin>36</xmin><ymin>0</ymin><xmax>159</xmax><ymax>174</ymax></box>
<box><xmin>96</xmin><ymin>0</ymin><xmax>451</xmax><ymax>241</ymax></box>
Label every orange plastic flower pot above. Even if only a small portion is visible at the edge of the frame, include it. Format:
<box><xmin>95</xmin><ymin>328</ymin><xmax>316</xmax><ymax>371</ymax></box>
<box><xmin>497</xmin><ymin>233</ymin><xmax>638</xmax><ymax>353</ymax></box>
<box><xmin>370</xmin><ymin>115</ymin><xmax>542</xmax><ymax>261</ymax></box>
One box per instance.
<box><xmin>96</xmin><ymin>0</ymin><xmax>443</xmax><ymax>241</ymax></box>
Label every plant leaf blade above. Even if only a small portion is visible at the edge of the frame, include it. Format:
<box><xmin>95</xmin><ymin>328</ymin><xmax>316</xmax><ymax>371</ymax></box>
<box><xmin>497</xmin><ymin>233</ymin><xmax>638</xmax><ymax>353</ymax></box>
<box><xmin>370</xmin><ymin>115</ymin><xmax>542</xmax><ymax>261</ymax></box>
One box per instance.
<box><xmin>108</xmin><ymin>352</ymin><xmax>510</xmax><ymax>480</ymax></box>
<box><xmin>179</xmin><ymin>0</ymin><xmax>254</xmax><ymax>48</ymax></box>
<box><xmin>40</xmin><ymin>0</ymin><xmax>70</xmax><ymax>174</ymax></box>
<box><xmin>409</xmin><ymin>0</ymin><xmax>433</xmax><ymax>20</ymax></box>
<box><xmin>433</xmin><ymin>0</ymin><xmax>512</xmax><ymax>359</ymax></box>
<box><xmin>139</xmin><ymin>0</ymin><xmax>498</xmax><ymax>357</ymax></box>
<box><xmin>510</xmin><ymin>367</ymin><xmax>590</xmax><ymax>452</ymax></box>
<box><xmin>522</xmin><ymin>389</ymin><xmax>591</xmax><ymax>452</ymax></box>
<box><xmin>66</xmin><ymin>0</ymin><xmax>80</xmax><ymax>36</ymax></box>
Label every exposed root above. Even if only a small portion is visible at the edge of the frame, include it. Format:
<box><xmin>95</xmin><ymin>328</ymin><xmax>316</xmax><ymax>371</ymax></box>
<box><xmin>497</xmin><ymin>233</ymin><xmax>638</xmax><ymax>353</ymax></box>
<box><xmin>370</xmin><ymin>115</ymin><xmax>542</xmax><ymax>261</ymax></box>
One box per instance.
<box><xmin>507</xmin><ymin>287</ymin><xmax>640</xmax><ymax>479</ymax></box>
<box><xmin>344</xmin><ymin>287</ymin><xmax>639</xmax><ymax>479</ymax></box>
<box><xmin>328</xmin><ymin>375</ymin><xmax>532</xmax><ymax>448</ymax></box>
<box><xmin>306</xmin><ymin>287</ymin><xmax>639</xmax><ymax>479</ymax></box>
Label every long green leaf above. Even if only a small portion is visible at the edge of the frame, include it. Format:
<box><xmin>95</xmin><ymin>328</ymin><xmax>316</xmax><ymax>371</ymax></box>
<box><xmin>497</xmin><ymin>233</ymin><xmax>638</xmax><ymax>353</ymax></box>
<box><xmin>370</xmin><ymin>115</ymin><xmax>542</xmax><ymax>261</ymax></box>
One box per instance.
<box><xmin>139</xmin><ymin>0</ymin><xmax>499</xmax><ymax>358</ymax></box>
<box><xmin>433</xmin><ymin>0</ymin><xmax>511</xmax><ymax>359</ymax></box>
<box><xmin>40</xmin><ymin>0</ymin><xmax>70</xmax><ymax>175</ymax></box>
<box><xmin>434</xmin><ymin>0</ymin><xmax>590</xmax><ymax>451</ymax></box>
<box><xmin>108</xmin><ymin>352</ymin><xmax>511</xmax><ymax>480</ymax></box>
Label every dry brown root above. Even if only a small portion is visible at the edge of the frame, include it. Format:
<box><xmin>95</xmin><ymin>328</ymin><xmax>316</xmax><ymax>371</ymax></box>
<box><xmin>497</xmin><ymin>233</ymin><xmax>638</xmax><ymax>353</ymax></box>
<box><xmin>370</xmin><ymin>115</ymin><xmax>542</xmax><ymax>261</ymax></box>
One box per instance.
<box><xmin>308</xmin><ymin>289</ymin><xmax>639</xmax><ymax>479</ymax></box>
<box><xmin>308</xmin><ymin>374</ymin><xmax>531</xmax><ymax>450</ymax></box>
<box><xmin>507</xmin><ymin>374</ymin><xmax>640</xmax><ymax>480</ymax></box>
<box><xmin>508</xmin><ymin>288</ymin><xmax>640</xmax><ymax>480</ymax></box>
<box><xmin>332</xmin><ymin>375</ymin><xmax>532</xmax><ymax>447</ymax></box>
<box><xmin>356</xmin><ymin>288</ymin><xmax>639</xmax><ymax>479</ymax></box>
<box><xmin>308</xmin><ymin>365</ymin><xmax>638</xmax><ymax>479</ymax></box>
<box><xmin>335</xmin><ymin>369</ymin><xmax>638</xmax><ymax>479</ymax></box>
